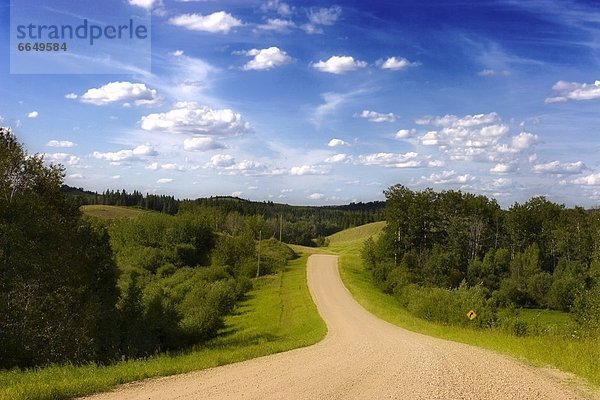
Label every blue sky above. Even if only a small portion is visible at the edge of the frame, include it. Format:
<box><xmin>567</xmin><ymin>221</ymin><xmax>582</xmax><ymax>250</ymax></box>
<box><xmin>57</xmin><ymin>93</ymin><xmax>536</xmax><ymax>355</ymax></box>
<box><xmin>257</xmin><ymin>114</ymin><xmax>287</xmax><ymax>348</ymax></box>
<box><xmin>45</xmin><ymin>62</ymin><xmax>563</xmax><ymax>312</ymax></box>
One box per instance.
<box><xmin>1</xmin><ymin>0</ymin><xmax>599</xmax><ymax>206</ymax></box>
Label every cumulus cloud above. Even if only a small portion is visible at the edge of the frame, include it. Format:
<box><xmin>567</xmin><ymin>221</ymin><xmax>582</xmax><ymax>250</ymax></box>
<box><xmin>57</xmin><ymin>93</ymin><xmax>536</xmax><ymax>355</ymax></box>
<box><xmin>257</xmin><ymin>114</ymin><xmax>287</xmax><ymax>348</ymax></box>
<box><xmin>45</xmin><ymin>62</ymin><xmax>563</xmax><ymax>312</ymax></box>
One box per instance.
<box><xmin>183</xmin><ymin>137</ymin><xmax>225</xmax><ymax>151</ymax></box>
<box><xmin>417</xmin><ymin>170</ymin><xmax>476</xmax><ymax>185</ymax></box>
<box><xmin>140</xmin><ymin>102</ymin><xmax>251</xmax><ymax>136</ymax></box>
<box><xmin>302</xmin><ymin>5</ymin><xmax>341</xmax><ymax>34</ymax></box>
<box><xmin>290</xmin><ymin>165</ymin><xmax>328</xmax><ymax>175</ymax></box>
<box><xmin>171</xmin><ymin>50</ymin><xmax>184</xmax><ymax>57</ymax></box>
<box><xmin>27</xmin><ymin>111</ymin><xmax>38</xmax><ymax>118</ymax></box>
<box><xmin>68</xmin><ymin>173</ymin><xmax>84</xmax><ymax>179</ymax></box>
<box><xmin>356</xmin><ymin>152</ymin><xmax>425</xmax><ymax>168</ymax></box>
<box><xmin>79</xmin><ymin>81</ymin><xmax>160</xmax><ymax>106</ymax></box>
<box><xmin>157</xmin><ymin>178</ymin><xmax>173</xmax><ymax>184</ymax></box>
<box><xmin>47</xmin><ymin>140</ymin><xmax>76</xmax><ymax>148</ymax></box>
<box><xmin>533</xmin><ymin>160</ymin><xmax>586</xmax><ymax>175</ymax></box>
<box><xmin>206</xmin><ymin>154</ymin><xmax>273</xmax><ymax>176</ymax></box>
<box><xmin>93</xmin><ymin>144</ymin><xmax>158</xmax><ymax>162</ymax></box>
<box><xmin>573</xmin><ymin>172</ymin><xmax>600</xmax><ymax>186</ymax></box>
<box><xmin>545</xmin><ymin>80</ymin><xmax>600</xmax><ymax>103</ymax></box>
<box><xmin>358</xmin><ymin>110</ymin><xmax>397</xmax><ymax>123</ymax></box>
<box><xmin>65</xmin><ymin>93</ymin><xmax>78</xmax><ymax>99</ymax></box>
<box><xmin>325</xmin><ymin>153</ymin><xmax>350</xmax><ymax>163</ymax></box>
<box><xmin>312</xmin><ymin>56</ymin><xmax>367</xmax><ymax>74</ymax></box>
<box><xmin>308</xmin><ymin>192</ymin><xmax>325</xmax><ymax>200</ymax></box>
<box><xmin>379</xmin><ymin>57</ymin><xmax>419</xmax><ymax>70</ymax></box>
<box><xmin>416</xmin><ymin>112</ymin><xmax>539</xmax><ymax>164</ymax></box>
<box><xmin>490</xmin><ymin>163</ymin><xmax>515</xmax><ymax>174</ymax></box>
<box><xmin>240</xmin><ymin>47</ymin><xmax>293</xmax><ymax>71</ymax></box>
<box><xmin>395</xmin><ymin>129</ymin><xmax>415</xmax><ymax>139</ymax></box>
<box><xmin>169</xmin><ymin>11</ymin><xmax>243</xmax><ymax>33</ymax></box>
<box><xmin>256</xmin><ymin>18</ymin><xmax>295</xmax><ymax>33</ymax></box>
<box><xmin>43</xmin><ymin>152</ymin><xmax>80</xmax><ymax>166</ymax></box>
<box><xmin>328</xmin><ymin>138</ymin><xmax>349</xmax><ymax>147</ymax></box>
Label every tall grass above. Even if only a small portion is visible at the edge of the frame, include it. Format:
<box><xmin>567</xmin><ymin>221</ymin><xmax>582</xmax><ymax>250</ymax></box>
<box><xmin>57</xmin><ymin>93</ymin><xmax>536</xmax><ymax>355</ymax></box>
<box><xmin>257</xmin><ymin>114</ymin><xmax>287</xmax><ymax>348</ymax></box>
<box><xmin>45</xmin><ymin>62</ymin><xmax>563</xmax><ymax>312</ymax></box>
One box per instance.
<box><xmin>0</xmin><ymin>254</ymin><xmax>326</xmax><ymax>400</ymax></box>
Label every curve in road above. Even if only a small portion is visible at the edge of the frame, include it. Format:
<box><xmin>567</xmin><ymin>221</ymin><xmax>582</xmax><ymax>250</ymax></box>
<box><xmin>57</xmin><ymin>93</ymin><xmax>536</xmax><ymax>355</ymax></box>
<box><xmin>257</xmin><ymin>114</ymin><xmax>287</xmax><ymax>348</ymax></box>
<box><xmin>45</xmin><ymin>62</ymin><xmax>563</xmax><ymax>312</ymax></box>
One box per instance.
<box><xmin>84</xmin><ymin>254</ymin><xmax>593</xmax><ymax>400</ymax></box>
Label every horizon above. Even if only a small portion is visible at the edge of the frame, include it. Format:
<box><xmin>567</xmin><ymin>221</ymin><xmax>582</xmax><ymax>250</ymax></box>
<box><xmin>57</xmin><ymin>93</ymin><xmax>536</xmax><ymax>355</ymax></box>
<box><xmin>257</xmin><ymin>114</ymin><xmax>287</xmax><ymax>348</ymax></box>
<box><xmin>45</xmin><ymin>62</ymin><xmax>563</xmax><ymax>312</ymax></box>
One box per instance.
<box><xmin>2</xmin><ymin>0</ymin><xmax>599</xmax><ymax>208</ymax></box>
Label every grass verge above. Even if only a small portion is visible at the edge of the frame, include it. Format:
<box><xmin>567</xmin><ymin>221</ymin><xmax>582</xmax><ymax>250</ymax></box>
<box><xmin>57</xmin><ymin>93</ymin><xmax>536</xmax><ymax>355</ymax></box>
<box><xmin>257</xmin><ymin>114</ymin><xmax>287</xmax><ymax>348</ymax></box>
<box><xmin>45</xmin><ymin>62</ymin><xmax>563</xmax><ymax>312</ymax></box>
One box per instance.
<box><xmin>329</xmin><ymin>224</ymin><xmax>600</xmax><ymax>388</ymax></box>
<box><xmin>0</xmin><ymin>254</ymin><xmax>326</xmax><ymax>400</ymax></box>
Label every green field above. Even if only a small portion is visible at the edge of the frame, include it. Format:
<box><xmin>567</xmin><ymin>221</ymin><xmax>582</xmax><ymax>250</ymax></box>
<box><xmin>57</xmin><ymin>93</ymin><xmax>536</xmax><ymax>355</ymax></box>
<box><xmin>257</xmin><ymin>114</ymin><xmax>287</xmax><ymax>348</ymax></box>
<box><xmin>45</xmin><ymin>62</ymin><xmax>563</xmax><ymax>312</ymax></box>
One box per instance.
<box><xmin>80</xmin><ymin>205</ymin><xmax>150</xmax><ymax>219</ymax></box>
<box><xmin>330</xmin><ymin>222</ymin><xmax>600</xmax><ymax>388</ymax></box>
<box><xmin>0</xmin><ymin>254</ymin><xmax>326</xmax><ymax>400</ymax></box>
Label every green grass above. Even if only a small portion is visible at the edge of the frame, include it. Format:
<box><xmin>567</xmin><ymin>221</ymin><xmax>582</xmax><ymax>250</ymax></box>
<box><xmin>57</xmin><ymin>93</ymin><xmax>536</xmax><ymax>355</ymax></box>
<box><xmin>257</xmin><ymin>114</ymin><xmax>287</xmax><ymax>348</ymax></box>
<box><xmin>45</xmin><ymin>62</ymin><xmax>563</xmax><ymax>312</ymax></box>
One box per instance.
<box><xmin>329</xmin><ymin>223</ymin><xmax>600</xmax><ymax>388</ymax></box>
<box><xmin>80</xmin><ymin>205</ymin><xmax>150</xmax><ymax>220</ymax></box>
<box><xmin>0</xmin><ymin>254</ymin><xmax>326</xmax><ymax>400</ymax></box>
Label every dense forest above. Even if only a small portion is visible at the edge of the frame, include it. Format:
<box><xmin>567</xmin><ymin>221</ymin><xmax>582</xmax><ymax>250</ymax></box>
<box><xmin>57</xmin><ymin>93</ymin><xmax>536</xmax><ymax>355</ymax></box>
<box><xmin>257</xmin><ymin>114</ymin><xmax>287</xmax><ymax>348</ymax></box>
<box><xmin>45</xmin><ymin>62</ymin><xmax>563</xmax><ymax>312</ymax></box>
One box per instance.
<box><xmin>63</xmin><ymin>186</ymin><xmax>385</xmax><ymax>246</ymax></box>
<box><xmin>363</xmin><ymin>185</ymin><xmax>600</xmax><ymax>334</ymax></box>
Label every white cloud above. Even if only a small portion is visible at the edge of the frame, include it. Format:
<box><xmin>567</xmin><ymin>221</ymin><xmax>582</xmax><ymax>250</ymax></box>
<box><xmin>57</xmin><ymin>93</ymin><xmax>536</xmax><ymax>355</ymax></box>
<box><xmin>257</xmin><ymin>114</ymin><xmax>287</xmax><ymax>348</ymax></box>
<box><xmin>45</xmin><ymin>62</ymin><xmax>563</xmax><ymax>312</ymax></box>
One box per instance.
<box><xmin>358</xmin><ymin>110</ymin><xmax>397</xmax><ymax>123</ymax></box>
<box><xmin>171</xmin><ymin>50</ymin><xmax>184</xmax><ymax>57</ymax></box>
<box><xmin>47</xmin><ymin>140</ymin><xmax>76</xmax><ymax>148</ymax></box>
<box><xmin>379</xmin><ymin>57</ymin><xmax>418</xmax><ymax>70</ymax></box>
<box><xmin>328</xmin><ymin>138</ymin><xmax>349</xmax><ymax>147</ymax></box>
<box><xmin>545</xmin><ymin>80</ymin><xmax>600</xmax><ymax>103</ymax></box>
<box><xmin>93</xmin><ymin>144</ymin><xmax>157</xmax><ymax>162</ymax></box>
<box><xmin>232</xmin><ymin>191</ymin><xmax>243</xmax><ymax>197</ymax></box>
<box><xmin>510</xmin><ymin>132</ymin><xmax>539</xmax><ymax>151</ymax></box>
<box><xmin>80</xmin><ymin>82</ymin><xmax>159</xmax><ymax>106</ymax></box>
<box><xmin>140</xmin><ymin>102</ymin><xmax>251</xmax><ymax>135</ymax></box>
<box><xmin>395</xmin><ymin>129</ymin><xmax>415</xmax><ymax>139</ymax></box>
<box><xmin>290</xmin><ymin>165</ymin><xmax>327</xmax><ymax>175</ymax></box>
<box><xmin>312</xmin><ymin>56</ymin><xmax>367</xmax><ymax>74</ymax></box>
<box><xmin>533</xmin><ymin>160</ymin><xmax>585</xmax><ymax>175</ymax></box>
<box><xmin>205</xmin><ymin>154</ymin><xmax>273</xmax><ymax>176</ymax></box>
<box><xmin>302</xmin><ymin>6</ymin><xmax>341</xmax><ymax>33</ymax></box>
<box><xmin>325</xmin><ymin>153</ymin><xmax>350</xmax><ymax>163</ymax></box>
<box><xmin>28</xmin><ymin>111</ymin><xmax>38</xmax><ymax>118</ymax></box>
<box><xmin>478</xmin><ymin>69</ymin><xmax>511</xmax><ymax>77</ymax></box>
<box><xmin>256</xmin><ymin>18</ymin><xmax>295</xmax><ymax>32</ymax></box>
<box><xmin>493</xmin><ymin>178</ymin><xmax>512</xmax><ymax>187</ymax></box>
<box><xmin>183</xmin><ymin>137</ymin><xmax>225</xmax><ymax>151</ymax></box>
<box><xmin>169</xmin><ymin>12</ymin><xmax>243</xmax><ymax>33</ymax></box>
<box><xmin>44</xmin><ymin>152</ymin><xmax>80</xmax><ymax>166</ymax></box>
<box><xmin>308</xmin><ymin>192</ymin><xmax>324</xmax><ymax>200</ymax></box>
<box><xmin>68</xmin><ymin>173</ymin><xmax>84</xmax><ymax>179</ymax></box>
<box><xmin>128</xmin><ymin>0</ymin><xmax>158</xmax><ymax>9</ymax></box>
<box><xmin>356</xmin><ymin>152</ymin><xmax>424</xmax><ymax>168</ymax></box>
<box><xmin>157</xmin><ymin>178</ymin><xmax>173</xmax><ymax>184</ymax></box>
<box><xmin>417</xmin><ymin>170</ymin><xmax>476</xmax><ymax>185</ymax></box>
<box><xmin>261</xmin><ymin>0</ymin><xmax>292</xmax><ymax>16</ymax></box>
<box><xmin>240</xmin><ymin>47</ymin><xmax>292</xmax><ymax>71</ymax></box>
<box><xmin>65</xmin><ymin>93</ymin><xmax>78</xmax><ymax>100</ymax></box>
<box><xmin>573</xmin><ymin>172</ymin><xmax>600</xmax><ymax>186</ymax></box>
<box><xmin>416</xmin><ymin>112</ymin><xmax>538</xmax><ymax>164</ymax></box>
<box><xmin>207</xmin><ymin>154</ymin><xmax>236</xmax><ymax>168</ymax></box>
<box><xmin>490</xmin><ymin>163</ymin><xmax>515</xmax><ymax>174</ymax></box>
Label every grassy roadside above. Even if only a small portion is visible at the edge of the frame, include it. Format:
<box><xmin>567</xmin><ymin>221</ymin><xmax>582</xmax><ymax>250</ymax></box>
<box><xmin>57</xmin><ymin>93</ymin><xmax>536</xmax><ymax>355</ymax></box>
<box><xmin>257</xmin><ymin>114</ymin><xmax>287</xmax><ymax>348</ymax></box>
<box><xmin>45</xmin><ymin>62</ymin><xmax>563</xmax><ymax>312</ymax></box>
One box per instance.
<box><xmin>329</xmin><ymin>223</ymin><xmax>600</xmax><ymax>388</ymax></box>
<box><xmin>0</xmin><ymin>254</ymin><xmax>326</xmax><ymax>400</ymax></box>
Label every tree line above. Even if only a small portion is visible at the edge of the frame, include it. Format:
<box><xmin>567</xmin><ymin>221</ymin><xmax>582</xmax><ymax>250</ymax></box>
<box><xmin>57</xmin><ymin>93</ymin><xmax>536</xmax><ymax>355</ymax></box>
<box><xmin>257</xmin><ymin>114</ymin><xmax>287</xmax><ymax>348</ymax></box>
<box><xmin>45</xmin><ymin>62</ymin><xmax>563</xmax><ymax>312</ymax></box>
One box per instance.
<box><xmin>64</xmin><ymin>186</ymin><xmax>385</xmax><ymax>246</ymax></box>
<box><xmin>363</xmin><ymin>185</ymin><xmax>600</xmax><ymax>334</ymax></box>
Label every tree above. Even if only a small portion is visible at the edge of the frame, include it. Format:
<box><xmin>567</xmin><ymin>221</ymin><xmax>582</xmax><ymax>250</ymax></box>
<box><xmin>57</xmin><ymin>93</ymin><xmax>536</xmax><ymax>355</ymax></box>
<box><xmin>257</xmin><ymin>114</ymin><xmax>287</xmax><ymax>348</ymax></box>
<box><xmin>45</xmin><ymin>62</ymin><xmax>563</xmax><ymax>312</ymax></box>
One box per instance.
<box><xmin>0</xmin><ymin>127</ymin><xmax>119</xmax><ymax>368</ymax></box>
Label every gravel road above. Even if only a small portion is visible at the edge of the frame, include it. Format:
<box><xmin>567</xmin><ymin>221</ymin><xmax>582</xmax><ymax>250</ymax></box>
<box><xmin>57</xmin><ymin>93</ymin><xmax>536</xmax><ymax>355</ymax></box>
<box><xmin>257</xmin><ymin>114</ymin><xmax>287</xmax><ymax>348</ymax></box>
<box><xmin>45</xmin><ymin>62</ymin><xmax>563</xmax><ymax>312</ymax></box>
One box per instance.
<box><xmin>83</xmin><ymin>254</ymin><xmax>596</xmax><ymax>400</ymax></box>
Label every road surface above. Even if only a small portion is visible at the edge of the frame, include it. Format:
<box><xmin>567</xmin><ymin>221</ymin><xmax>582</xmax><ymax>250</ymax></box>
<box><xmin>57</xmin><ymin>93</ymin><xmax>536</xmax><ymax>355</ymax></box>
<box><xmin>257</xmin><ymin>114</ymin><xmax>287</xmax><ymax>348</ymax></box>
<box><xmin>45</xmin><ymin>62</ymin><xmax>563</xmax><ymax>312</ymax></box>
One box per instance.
<box><xmin>84</xmin><ymin>254</ymin><xmax>594</xmax><ymax>400</ymax></box>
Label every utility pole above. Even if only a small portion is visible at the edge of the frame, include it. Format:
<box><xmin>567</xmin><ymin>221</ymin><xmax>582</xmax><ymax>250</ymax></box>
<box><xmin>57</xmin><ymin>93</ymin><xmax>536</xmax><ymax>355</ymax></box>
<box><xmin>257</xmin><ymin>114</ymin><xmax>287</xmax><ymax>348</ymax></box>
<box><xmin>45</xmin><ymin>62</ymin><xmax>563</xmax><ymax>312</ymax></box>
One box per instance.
<box><xmin>279</xmin><ymin>213</ymin><xmax>283</xmax><ymax>242</ymax></box>
<box><xmin>256</xmin><ymin>230</ymin><xmax>262</xmax><ymax>278</ymax></box>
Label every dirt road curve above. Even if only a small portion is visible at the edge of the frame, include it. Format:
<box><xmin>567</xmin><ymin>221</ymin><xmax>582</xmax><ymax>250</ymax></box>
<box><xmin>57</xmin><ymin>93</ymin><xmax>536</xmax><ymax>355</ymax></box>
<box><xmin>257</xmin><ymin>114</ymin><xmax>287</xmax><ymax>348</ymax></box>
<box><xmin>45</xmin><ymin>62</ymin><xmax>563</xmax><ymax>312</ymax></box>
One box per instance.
<box><xmin>85</xmin><ymin>254</ymin><xmax>594</xmax><ymax>400</ymax></box>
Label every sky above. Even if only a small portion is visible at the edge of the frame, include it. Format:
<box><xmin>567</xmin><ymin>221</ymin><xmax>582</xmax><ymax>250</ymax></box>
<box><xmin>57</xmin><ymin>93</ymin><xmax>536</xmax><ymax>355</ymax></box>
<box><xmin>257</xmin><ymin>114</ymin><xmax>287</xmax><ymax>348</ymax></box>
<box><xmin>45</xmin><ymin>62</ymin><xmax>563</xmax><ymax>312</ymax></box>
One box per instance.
<box><xmin>1</xmin><ymin>0</ymin><xmax>599</xmax><ymax>207</ymax></box>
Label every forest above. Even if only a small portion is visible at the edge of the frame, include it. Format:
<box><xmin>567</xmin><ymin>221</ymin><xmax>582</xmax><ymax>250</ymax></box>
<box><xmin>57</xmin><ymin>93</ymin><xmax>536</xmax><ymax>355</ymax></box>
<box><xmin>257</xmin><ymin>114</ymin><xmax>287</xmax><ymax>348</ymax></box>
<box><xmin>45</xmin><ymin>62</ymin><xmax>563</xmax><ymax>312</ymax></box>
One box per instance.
<box><xmin>362</xmin><ymin>185</ymin><xmax>600</xmax><ymax>334</ymax></box>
